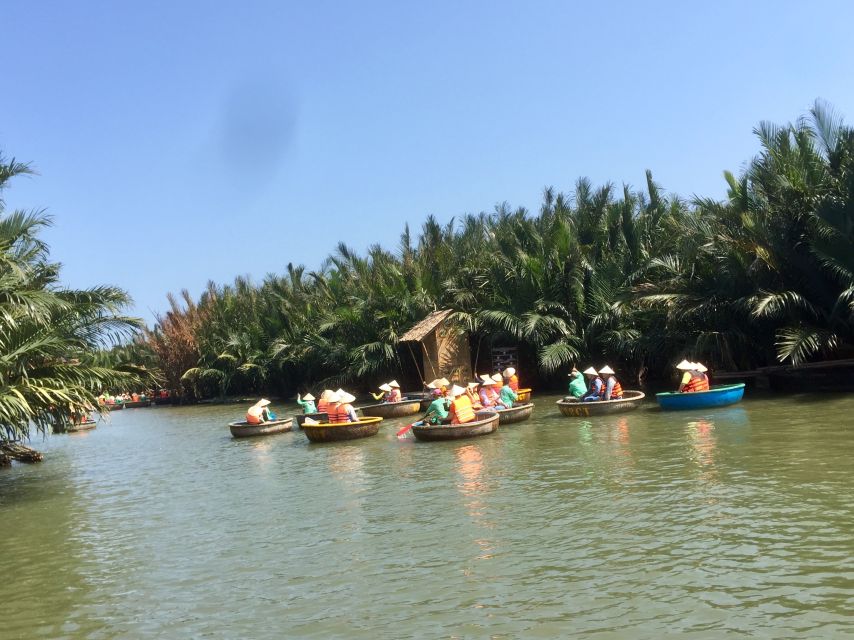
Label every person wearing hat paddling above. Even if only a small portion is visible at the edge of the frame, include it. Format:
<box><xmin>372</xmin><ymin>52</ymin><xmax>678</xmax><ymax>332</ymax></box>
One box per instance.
<box><xmin>371</xmin><ymin>383</ymin><xmax>392</xmax><ymax>401</ymax></box>
<box><xmin>296</xmin><ymin>393</ymin><xmax>317</xmax><ymax>414</ymax></box>
<box><xmin>246</xmin><ymin>398</ymin><xmax>273</xmax><ymax>424</ymax></box>
<box><xmin>581</xmin><ymin>367</ymin><xmax>604</xmax><ymax>402</ymax></box>
<box><xmin>498</xmin><ymin>380</ymin><xmax>518</xmax><ymax>408</ymax></box>
<box><xmin>678</xmin><ymin>361</ymin><xmax>710</xmax><ymax>393</ymax></box>
<box><xmin>422</xmin><ymin>387</ymin><xmax>451</xmax><ymax>424</ymax></box>
<box><xmin>386</xmin><ymin>380</ymin><xmax>402</xmax><ymax>403</ymax></box>
<box><xmin>503</xmin><ymin>367</ymin><xmax>519</xmax><ymax>391</ymax></box>
<box><xmin>598</xmin><ymin>365</ymin><xmax>623</xmax><ymax>400</ymax></box>
<box><xmin>567</xmin><ymin>367</ymin><xmax>586</xmax><ymax>399</ymax></box>
<box><xmin>448</xmin><ymin>384</ymin><xmax>476</xmax><ymax>424</ymax></box>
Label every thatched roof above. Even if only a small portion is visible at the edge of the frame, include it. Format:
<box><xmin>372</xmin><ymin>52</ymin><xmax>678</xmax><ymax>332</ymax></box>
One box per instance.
<box><xmin>400</xmin><ymin>309</ymin><xmax>454</xmax><ymax>342</ymax></box>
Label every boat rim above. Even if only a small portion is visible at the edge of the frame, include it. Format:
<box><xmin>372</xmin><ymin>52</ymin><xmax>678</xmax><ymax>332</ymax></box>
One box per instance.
<box><xmin>655</xmin><ymin>383</ymin><xmax>746</xmax><ymax>398</ymax></box>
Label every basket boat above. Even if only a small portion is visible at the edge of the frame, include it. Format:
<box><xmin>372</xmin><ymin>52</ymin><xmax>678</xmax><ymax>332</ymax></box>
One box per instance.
<box><xmin>302</xmin><ymin>416</ymin><xmax>383</xmax><ymax>443</ymax></box>
<box><xmin>228</xmin><ymin>418</ymin><xmax>293</xmax><ymax>438</ymax></box>
<box><xmin>495</xmin><ymin>402</ymin><xmax>534</xmax><ymax>424</ymax></box>
<box><xmin>411</xmin><ymin>411</ymin><xmax>499</xmax><ymax>442</ymax></box>
<box><xmin>556</xmin><ymin>390</ymin><xmax>646</xmax><ymax>417</ymax></box>
<box><xmin>656</xmin><ymin>384</ymin><xmax>745</xmax><ymax>410</ymax></box>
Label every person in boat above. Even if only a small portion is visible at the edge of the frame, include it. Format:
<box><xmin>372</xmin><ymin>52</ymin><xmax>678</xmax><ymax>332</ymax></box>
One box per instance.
<box><xmin>386</xmin><ymin>380</ymin><xmax>402</xmax><ymax>403</ymax></box>
<box><xmin>567</xmin><ymin>368</ymin><xmax>586</xmax><ymax>399</ymax></box>
<box><xmin>582</xmin><ymin>367</ymin><xmax>604</xmax><ymax>402</ymax></box>
<box><xmin>131</xmin><ymin>392</ymin><xmax>139</xmax><ymax>402</ymax></box>
<box><xmin>491</xmin><ymin>373</ymin><xmax>504</xmax><ymax>390</ymax></box>
<box><xmin>331</xmin><ymin>389</ymin><xmax>359</xmax><ymax>423</ymax></box>
<box><xmin>296</xmin><ymin>393</ymin><xmax>317</xmax><ymax>414</ymax></box>
<box><xmin>448</xmin><ymin>384</ymin><xmax>476</xmax><ymax>425</ymax></box>
<box><xmin>422</xmin><ymin>388</ymin><xmax>450</xmax><ymax>424</ymax></box>
<box><xmin>317</xmin><ymin>389</ymin><xmax>335</xmax><ymax>414</ymax></box>
<box><xmin>465</xmin><ymin>382</ymin><xmax>483</xmax><ymax>409</ymax></box>
<box><xmin>503</xmin><ymin>367</ymin><xmax>519</xmax><ymax>391</ymax></box>
<box><xmin>371</xmin><ymin>383</ymin><xmax>392</xmax><ymax>401</ymax></box>
<box><xmin>678</xmin><ymin>361</ymin><xmax>710</xmax><ymax>393</ymax></box>
<box><xmin>598</xmin><ymin>366</ymin><xmax>623</xmax><ymax>400</ymax></box>
<box><xmin>478</xmin><ymin>376</ymin><xmax>499</xmax><ymax>408</ymax></box>
<box><xmin>246</xmin><ymin>398</ymin><xmax>272</xmax><ymax>424</ymax></box>
<box><xmin>498</xmin><ymin>380</ymin><xmax>518</xmax><ymax>408</ymax></box>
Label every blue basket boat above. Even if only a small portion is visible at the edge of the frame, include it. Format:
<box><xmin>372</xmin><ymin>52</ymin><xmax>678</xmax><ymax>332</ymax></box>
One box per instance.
<box><xmin>656</xmin><ymin>383</ymin><xmax>746</xmax><ymax>410</ymax></box>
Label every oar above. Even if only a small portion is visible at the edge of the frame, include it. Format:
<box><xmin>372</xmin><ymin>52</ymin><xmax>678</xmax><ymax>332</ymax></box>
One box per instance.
<box><xmin>396</xmin><ymin>420</ymin><xmax>423</xmax><ymax>438</ymax></box>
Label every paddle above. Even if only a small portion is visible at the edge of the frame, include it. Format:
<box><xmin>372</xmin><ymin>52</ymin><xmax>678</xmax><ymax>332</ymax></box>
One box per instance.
<box><xmin>396</xmin><ymin>420</ymin><xmax>423</xmax><ymax>438</ymax></box>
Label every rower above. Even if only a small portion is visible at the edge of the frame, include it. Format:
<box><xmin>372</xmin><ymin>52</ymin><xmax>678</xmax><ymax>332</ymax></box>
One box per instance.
<box><xmin>503</xmin><ymin>367</ymin><xmax>519</xmax><ymax>391</ymax></box>
<box><xmin>567</xmin><ymin>367</ymin><xmax>586</xmax><ymax>399</ymax></box>
<box><xmin>679</xmin><ymin>361</ymin><xmax>710</xmax><ymax>393</ymax></box>
<box><xmin>422</xmin><ymin>388</ymin><xmax>450</xmax><ymax>424</ymax></box>
<box><xmin>387</xmin><ymin>380</ymin><xmax>402</xmax><ymax>403</ymax></box>
<box><xmin>498</xmin><ymin>380</ymin><xmax>518</xmax><ymax>408</ymax></box>
<box><xmin>296</xmin><ymin>393</ymin><xmax>317</xmax><ymax>414</ymax></box>
<box><xmin>246</xmin><ymin>398</ymin><xmax>272</xmax><ymax>424</ymax></box>
<box><xmin>371</xmin><ymin>383</ymin><xmax>392</xmax><ymax>401</ymax></box>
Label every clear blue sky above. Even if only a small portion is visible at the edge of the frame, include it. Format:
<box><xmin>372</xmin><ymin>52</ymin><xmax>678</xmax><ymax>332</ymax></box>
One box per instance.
<box><xmin>3</xmin><ymin>1</ymin><xmax>854</xmax><ymax>325</ymax></box>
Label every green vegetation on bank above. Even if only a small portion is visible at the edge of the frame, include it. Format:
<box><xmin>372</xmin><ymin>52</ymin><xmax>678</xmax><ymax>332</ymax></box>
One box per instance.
<box><xmin>0</xmin><ymin>156</ymin><xmax>147</xmax><ymax>444</ymax></box>
<box><xmin>145</xmin><ymin>101</ymin><xmax>854</xmax><ymax>399</ymax></box>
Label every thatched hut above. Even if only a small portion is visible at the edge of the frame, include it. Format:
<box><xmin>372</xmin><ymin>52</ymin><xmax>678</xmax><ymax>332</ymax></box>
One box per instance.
<box><xmin>400</xmin><ymin>310</ymin><xmax>472</xmax><ymax>385</ymax></box>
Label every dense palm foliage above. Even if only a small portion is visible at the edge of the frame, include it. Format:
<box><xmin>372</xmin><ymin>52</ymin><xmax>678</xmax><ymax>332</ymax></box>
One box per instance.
<box><xmin>0</xmin><ymin>154</ymin><xmax>146</xmax><ymax>442</ymax></box>
<box><xmin>147</xmin><ymin>102</ymin><xmax>854</xmax><ymax>398</ymax></box>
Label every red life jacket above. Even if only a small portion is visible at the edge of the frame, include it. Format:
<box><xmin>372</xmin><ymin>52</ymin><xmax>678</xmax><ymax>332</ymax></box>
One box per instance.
<box><xmin>326</xmin><ymin>403</ymin><xmax>349</xmax><ymax>423</ymax></box>
<box><xmin>450</xmin><ymin>395</ymin><xmax>476</xmax><ymax>424</ymax></box>
<box><xmin>508</xmin><ymin>375</ymin><xmax>519</xmax><ymax>391</ymax></box>
<box><xmin>684</xmin><ymin>373</ymin><xmax>708</xmax><ymax>393</ymax></box>
<box><xmin>599</xmin><ymin>377</ymin><xmax>623</xmax><ymax>400</ymax></box>
<box><xmin>317</xmin><ymin>399</ymin><xmax>329</xmax><ymax>413</ymax></box>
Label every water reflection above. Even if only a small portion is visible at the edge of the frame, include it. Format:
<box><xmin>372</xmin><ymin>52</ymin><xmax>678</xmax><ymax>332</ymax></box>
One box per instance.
<box><xmin>686</xmin><ymin>419</ymin><xmax>718</xmax><ymax>483</ymax></box>
<box><xmin>325</xmin><ymin>445</ymin><xmax>367</xmax><ymax>489</ymax></box>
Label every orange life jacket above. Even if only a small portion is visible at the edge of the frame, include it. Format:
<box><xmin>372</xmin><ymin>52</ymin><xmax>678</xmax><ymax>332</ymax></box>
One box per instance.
<box><xmin>479</xmin><ymin>387</ymin><xmax>498</xmax><ymax>407</ymax></box>
<box><xmin>317</xmin><ymin>399</ymin><xmax>329</xmax><ymax>413</ymax></box>
<box><xmin>683</xmin><ymin>373</ymin><xmax>708</xmax><ymax>393</ymax></box>
<box><xmin>493</xmin><ymin>378</ymin><xmax>504</xmax><ymax>390</ymax></box>
<box><xmin>246</xmin><ymin>409</ymin><xmax>262</xmax><ymax>424</ymax></box>
<box><xmin>450</xmin><ymin>395</ymin><xmax>476</xmax><ymax>424</ymax></box>
<box><xmin>588</xmin><ymin>377</ymin><xmax>604</xmax><ymax>395</ymax></box>
<box><xmin>326</xmin><ymin>403</ymin><xmax>347</xmax><ymax>423</ymax></box>
<box><xmin>600</xmin><ymin>377</ymin><xmax>623</xmax><ymax>400</ymax></box>
<box><xmin>508</xmin><ymin>375</ymin><xmax>519</xmax><ymax>391</ymax></box>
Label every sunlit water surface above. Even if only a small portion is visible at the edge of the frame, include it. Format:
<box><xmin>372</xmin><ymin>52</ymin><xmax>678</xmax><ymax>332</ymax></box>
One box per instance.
<box><xmin>1</xmin><ymin>393</ymin><xmax>853</xmax><ymax>638</ymax></box>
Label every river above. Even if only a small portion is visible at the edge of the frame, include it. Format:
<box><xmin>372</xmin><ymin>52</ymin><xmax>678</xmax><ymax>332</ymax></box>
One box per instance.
<box><xmin>1</xmin><ymin>392</ymin><xmax>852</xmax><ymax>638</ymax></box>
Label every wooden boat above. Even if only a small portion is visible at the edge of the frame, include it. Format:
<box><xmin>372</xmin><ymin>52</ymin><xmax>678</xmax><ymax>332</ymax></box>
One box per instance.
<box><xmin>656</xmin><ymin>383</ymin><xmax>745</xmax><ymax>410</ymax></box>
<box><xmin>357</xmin><ymin>399</ymin><xmax>421</xmax><ymax>419</ymax></box>
<box><xmin>294</xmin><ymin>412</ymin><xmax>329</xmax><ymax>428</ymax></box>
<box><xmin>411</xmin><ymin>411</ymin><xmax>499</xmax><ymax>441</ymax></box>
<box><xmin>495</xmin><ymin>402</ymin><xmax>534</xmax><ymax>424</ymax></box>
<box><xmin>229</xmin><ymin>418</ymin><xmax>293</xmax><ymax>438</ymax></box>
<box><xmin>68</xmin><ymin>420</ymin><xmax>97</xmax><ymax>432</ymax></box>
<box><xmin>556</xmin><ymin>390</ymin><xmax>646</xmax><ymax>417</ymax></box>
<box><xmin>106</xmin><ymin>403</ymin><xmax>124</xmax><ymax>411</ymax></box>
<box><xmin>123</xmin><ymin>399</ymin><xmax>152</xmax><ymax>408</ymax></box>
<box><xmin>153</xmin><ymin>396</ymin><xmax>173</xmax><ymax>406</ymax></box>
<box><xmin>302</xmin><ymin>416</ymin><xmax>383</xmax><ymax>443</ymax></box>
<box><xmin>516</xmin><ymin>388</ymin><xmax>532</xmax><ymax>402</ymax></box>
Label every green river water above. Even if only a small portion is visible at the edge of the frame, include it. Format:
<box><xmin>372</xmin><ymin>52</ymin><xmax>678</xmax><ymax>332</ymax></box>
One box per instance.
<box><xmin>1</xmin><ymin>392</ymin><xmax>852</xmax><ymax>639</ymax></box>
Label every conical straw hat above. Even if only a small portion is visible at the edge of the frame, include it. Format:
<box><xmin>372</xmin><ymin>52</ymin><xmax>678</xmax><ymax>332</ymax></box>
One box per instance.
<box><xmin>450</xmin><ymin>384</ymin><xmax>466</xmax><ymax>397</ymax></box>
<box><xmin>676</xmin><ymin>359</ymin><xmax>693</xmax><ymax>370</ymax></box>
<box><xmin>388</xmin><ymin>380</ymin><xmax>400</xmax><ymax>388</ymax></box>
<box><xmin>583</xmin><ymin>367</ymin><xmax>598</xmax><ymax>376</ymax></box>
<box><xmin>502</xmin><ymin>367</ymin><xmax>516</xmax><ymax>377</ymax></box>
<box><xmin>302</xmin><ymin>393</ymin><xmax>315</xmax><ymax>401</ymax></box>
<box><xmin>598</xmin><ymin>366</ymin><xmax>615</xmax><ymax>375</ymax></box>
<box><xmin>379</xmin><ymin>383</ymin><xmax>392</xmax><ymax>392</ymax></box>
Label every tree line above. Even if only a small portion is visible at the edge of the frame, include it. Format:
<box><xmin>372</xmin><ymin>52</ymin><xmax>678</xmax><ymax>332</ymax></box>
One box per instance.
<box><xmin>138</xmin><ymin>101</ymin><xmax>854</xmax><ymax>399</ymax></box>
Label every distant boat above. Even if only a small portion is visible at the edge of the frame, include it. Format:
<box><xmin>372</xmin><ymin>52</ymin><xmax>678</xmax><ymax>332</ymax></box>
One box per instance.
<box><xmin>68</xmin><ymin>420</ymin><xmax>97</xmax><ymax>432</ymax></box>
<box><xmin>495</xmin><ymin>402</ymin><xmax>534</xmax><ymax>425</ymax></box>
<box><xmin>229</xmin><ymin>418</ymin><xmax>293</xmax><ymax>438</ymax></box>
<box><xmin>411</xmin><ymin>411</ymin><xmax>499</xmax><ymax>441</ymax></box>
<box><xmin>124</xmin><ymin>399</ymin><xmax>152</xmax><ymax>408</ymax></box>
<box><xmin>357</xmin><ymin>399</ymin><xmax>421</xmax><ymax>419</ymax></box>
<box><xmin>106</xmin><ymin>403</ymin><xmax>124</xmax><ymax>411</ymax></box>
<box><xmin>656</xmin><ymin>384</ymin><xmax>745</xmax><ymax>410</ymax></box>
<box><xmin>556</xmin><ymin>390</ymin><xmax>646</xmax><ymax>417</ymax></box>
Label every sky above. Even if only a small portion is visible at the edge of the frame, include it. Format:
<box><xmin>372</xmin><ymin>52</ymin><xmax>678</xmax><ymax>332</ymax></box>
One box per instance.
<box><xmin>3</xmin><ymin>0</ymin><xmax>854</xmax><ymax>325</ymax></box>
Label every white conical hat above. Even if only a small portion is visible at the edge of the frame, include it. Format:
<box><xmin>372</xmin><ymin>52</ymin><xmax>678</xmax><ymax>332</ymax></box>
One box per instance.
<box><xmin>253</xmin><ymin>398</ymin><xmax>271</xmax><ymax>407</ymax></box>
<box><xmin>583</xmin><ymin>367</ymin><xmax>598</xmax><ymax>376</ymax></box>
<box><xmin>320</xmin><ymin>389</ymin><xmax>334</xmax><ymax>400</ymax></box>
<box><xmin>502</xmin><ymin>367</ymin><xmax>516</xmax><ymax>377</ymax></box>
<box><xmin>598</xmin><ymin>365</ymin><xmax>615</xmax><ymax>375</ymax></box>
<box><xmin>338</xmin><ymin>391</ymin><xmax>356</xmax><ymax>404</ymax></box>
<box><xmin>450</xmin><ymin>384</ymin><xmax>466</xmax><ymax>397</ymax></box>
<box><xmin>480</xmin><ymin>378</ymin><xmax>496</xmax><ymax>386</ymax></box>
<box><xmin>491</xmin><ymin>373</ymin><xmax>503</xmax><ymax>383</ymax></box>
<box><xmin>426</xmin><ymin>380</ymin><xmax>437</xmax><ymax>389</ymax></box>
<box><xmin>676</xmin><ymin>359</ymin><xmax>693</xmax><ymax>370</ymax></box>
<box><xmin>438</xmin><ymin>377</ymin><xmax>450</xmax><ymax>386</ymax></box>
<box><xmin>479</xmin><ymin>374</ymin><xmax>491</xmax><ymax>382</ymax></box>
<box><xmin>467</xmin><ymin>381</ymin><xmax>479</xmax><ymax>388</ymax></box>
<box><xmin>327</xmin><ymin>391</ymin><xmax>340</xmax><ymax>403</ymax></box>
<box><xmin>694</xmin><ymin>362</ymin><xmax>708</xmax><ymax>372</ymax></box>
<box><xmin>379</xmin><ymin>383</ymin><xmax>392</xmax><ymax>392</ymax></box>
<box><xmin>388</xmin><ymin>380</ymin><xmax>400</xmax><ymax>388</ymax></box>
<box><xmin>302</xmin><ymin>393</ymin><xmax>315</xmax><ymax>401</ymax></box>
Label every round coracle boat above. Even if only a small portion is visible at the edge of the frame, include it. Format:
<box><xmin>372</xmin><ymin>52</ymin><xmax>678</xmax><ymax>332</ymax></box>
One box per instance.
<box><xmin>302</xmin><ymin>416</ymin><xmax>383</xmax><ymax>443</ymax></box>
<box><xmin>357</xmin><ymin>399</ymin><xmax>421</xmax><ymax>419</ymax></box>
<box><xmin>123</xmin><ymin>399</ymin><xmax>151</xmax><ymax>408</ymax></box>
<box><xmin>495</xmin><ymin>402</ymin><xmax>534</xmax><ymax>425</ymax></box>
<box><xmin>228</xmin><ymin>418</ymin><xmax>293</xmax><ymax>438</ymax></box>
<box><xmin>515</xmin><ymin>388</ymin><xmax>532</xmax><ymax>402</ymax></box>
<box><xmin>68</xmin><ymin>420</ymin><xmax>97</xmax><ymax>432</ymax></box>
<box><xmin>656</xmin><ymin>383</ymin><xmax>745</xmax><ymax>411</ymax></box>
<box><xmin>556</xmin><ymin>390</ymin><xmax>646</xmax><ymax>417</ymax></box>
<box><xmin>294</xmin><ymin>412</ymin><xmax>329</xmax><ymax>428</ymax></box>
<box><xmin>411</xmin><ymin>411</ymin><xmax>499</xmax><ymax>442</ymax></box>
<box><xmin>106</xmin><ymin>403</ymin><xmax>124</xmax><ymax>411</ymax></box>
<box><xmin>153</xmin><ymin>396</ymin><xmax>172</xmax><ymax>406</ymax></box>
